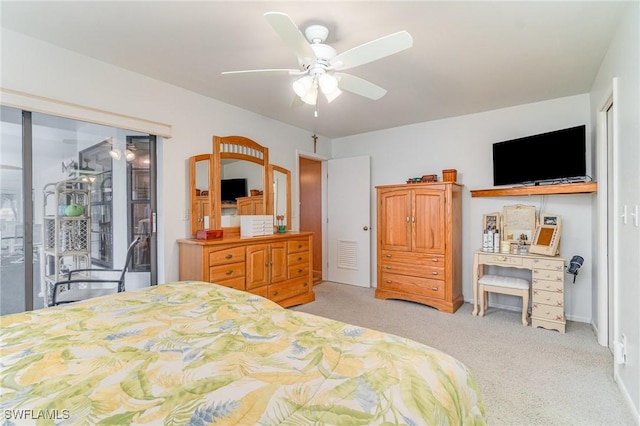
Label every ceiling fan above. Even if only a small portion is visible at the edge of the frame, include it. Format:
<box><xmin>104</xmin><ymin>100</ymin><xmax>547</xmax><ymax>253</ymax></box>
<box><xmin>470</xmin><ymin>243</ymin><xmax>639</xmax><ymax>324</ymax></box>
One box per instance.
<box><xmin>222</xmin><ymin>12</ymin><xmax>413</xmax><ymax>113</ymax></box>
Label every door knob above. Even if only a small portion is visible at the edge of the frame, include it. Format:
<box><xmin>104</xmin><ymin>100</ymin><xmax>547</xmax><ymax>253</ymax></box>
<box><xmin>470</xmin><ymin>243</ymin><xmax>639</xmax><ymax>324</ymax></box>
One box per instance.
<box><xmin>363</xmin><ymin>226</ymin><xmax>369</xmax><ymax>231</ymax></box>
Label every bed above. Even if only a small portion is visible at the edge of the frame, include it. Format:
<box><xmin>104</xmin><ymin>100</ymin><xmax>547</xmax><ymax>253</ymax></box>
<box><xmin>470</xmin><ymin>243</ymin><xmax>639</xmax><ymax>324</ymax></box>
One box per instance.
<box><xmin>1</xmin><ymin>281</ymin><xmax>486</xmax><ymax>425</ymax></box>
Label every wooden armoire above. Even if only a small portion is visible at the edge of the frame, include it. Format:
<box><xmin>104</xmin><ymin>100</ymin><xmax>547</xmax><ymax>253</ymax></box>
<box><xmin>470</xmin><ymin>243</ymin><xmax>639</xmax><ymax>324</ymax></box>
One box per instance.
<box><xmin>375</xmin><ymin>182</ymin><xmax>463</xmax><ymax>313</ymax></box>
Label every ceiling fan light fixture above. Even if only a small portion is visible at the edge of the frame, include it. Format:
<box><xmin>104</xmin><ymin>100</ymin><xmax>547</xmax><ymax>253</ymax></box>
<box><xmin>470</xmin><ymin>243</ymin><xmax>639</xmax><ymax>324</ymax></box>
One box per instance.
<box><xmin>301</xmin><ymin>86</ymin><xmax>318</xmax><ymax>105</ymax></box>
<box><xmin>318</xmin><ymin>73</ymin><xmax>338</xmax><ymax>95</ymax></box>
<box><xmin>293</xmin><ymin>75</ymin><xmax>313</xmax><ymax>98</ymax></box>
<box><xmin>109</xmin><ymin>148</ymin><xmax>122</xmax><ymax>161</ymax></box>
<box><xmin>324</xmin><ymin>88</ymin><xmax>342</xmax><ymax>103</ymax></box>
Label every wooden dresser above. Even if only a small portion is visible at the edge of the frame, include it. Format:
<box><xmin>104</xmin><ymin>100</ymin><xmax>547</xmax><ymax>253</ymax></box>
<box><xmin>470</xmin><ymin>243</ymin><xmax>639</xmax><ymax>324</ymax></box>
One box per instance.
<box><xmin>177</xmin><ymin>232</ymin><xmax>314</xmax><ymax>308</ymax></box>
<box><xmin>375</xmin><ymin>182</ymin><xmax>463</xmax><ymax>313</ymax></box>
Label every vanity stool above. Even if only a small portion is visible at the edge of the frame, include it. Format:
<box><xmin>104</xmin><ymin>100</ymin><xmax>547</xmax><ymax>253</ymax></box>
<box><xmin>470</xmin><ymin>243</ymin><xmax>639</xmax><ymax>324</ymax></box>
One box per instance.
<box><xmin>478</xmin><ymin>274</ymin><xmax>530</xmax><ymax>326</ymax></box>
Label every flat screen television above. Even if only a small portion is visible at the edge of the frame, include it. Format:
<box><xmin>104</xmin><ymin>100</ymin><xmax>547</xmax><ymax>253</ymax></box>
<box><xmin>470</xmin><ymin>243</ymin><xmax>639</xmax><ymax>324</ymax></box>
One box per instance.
<box><xmin>221</xmin><ymin>178</ymin><xmax>247</xmax><ymax>203</ymax></box>
<box><xmin>492</xmin><ymin>125</ymin><xmax>586</xmax><ymax>186</ymax></box>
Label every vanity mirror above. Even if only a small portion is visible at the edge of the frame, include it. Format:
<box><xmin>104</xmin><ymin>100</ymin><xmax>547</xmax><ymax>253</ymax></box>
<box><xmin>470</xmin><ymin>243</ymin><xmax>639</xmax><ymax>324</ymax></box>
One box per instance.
<box><xmin>212</xmin><ymin>136</ymin><xmax>269</xmax><ymax>232</ymax></box>
<box><xmin>189</xmin><ymin>154</ymin><xmax>213</xmax><ymax>236</ymax></box>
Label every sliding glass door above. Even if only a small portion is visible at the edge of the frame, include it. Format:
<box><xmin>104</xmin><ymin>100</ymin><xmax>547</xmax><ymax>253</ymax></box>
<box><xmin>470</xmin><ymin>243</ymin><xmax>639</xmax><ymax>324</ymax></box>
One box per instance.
<box><xmin>0</xmin><ymin>106</ymin><xmax>158</xmax><ymax>314</ymax></box>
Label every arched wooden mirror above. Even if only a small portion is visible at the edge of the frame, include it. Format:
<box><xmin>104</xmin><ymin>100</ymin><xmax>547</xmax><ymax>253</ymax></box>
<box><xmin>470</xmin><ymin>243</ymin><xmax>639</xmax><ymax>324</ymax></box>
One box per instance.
<box><xmin>212</xmin><ymin>136</ymin><xmax>269</xmax><ymax>233</ymax></box>
<box><xmin>189</xmin><ymin>154</ymin><xmax>213</xmax><ymax>236</ymax></box>
<box><xmin>269</xmin><ymin>164</ymin><xmax>291</xmax><ymax>231</ymax></box>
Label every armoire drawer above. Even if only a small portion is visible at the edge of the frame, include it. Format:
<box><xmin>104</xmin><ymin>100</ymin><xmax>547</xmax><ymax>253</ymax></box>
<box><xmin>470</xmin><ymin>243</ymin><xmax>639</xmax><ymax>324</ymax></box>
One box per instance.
<box><xmin>381</xmin><ymin>250</ymin><xmax>444</xmax><ymax>266</ymax></box>
<box><xmin>288</xmin><ymin>264</ymin><xmax>309</xmax><ymax>279</ymax></box>
<box><xmin>380</xmin><ymin>261</ymin><xmax>444</xmax><ymax>279</ymax></box>
<box><xmin>209</xmin><ymin>246</ymin><xmax>245</xmax><ymax>266</ymax></box>
<box><xmin>380</xmin><ymin>272</ymin><xmax>445</xmax><ymax>300</ymax></box>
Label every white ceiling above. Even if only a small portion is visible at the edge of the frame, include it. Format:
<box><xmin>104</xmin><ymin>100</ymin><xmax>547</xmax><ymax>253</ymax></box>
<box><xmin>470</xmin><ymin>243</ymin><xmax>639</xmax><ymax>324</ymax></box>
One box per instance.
<box><xmin>0</xmin><ymin>1</ymin><xmax>629</xmax><ymax>139</ymax></box>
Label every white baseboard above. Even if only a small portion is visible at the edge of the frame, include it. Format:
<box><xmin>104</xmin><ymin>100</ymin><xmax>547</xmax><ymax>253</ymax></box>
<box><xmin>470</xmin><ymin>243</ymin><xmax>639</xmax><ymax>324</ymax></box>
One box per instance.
<box><xmin>463</xmin><ymin>297</ymin><xmax>591</xmax><ymax>323</ymax></box>
<box><xmin>614</xmin><ymin>370</ymin><xmax>640</xmax><ymax>424</ymax></box>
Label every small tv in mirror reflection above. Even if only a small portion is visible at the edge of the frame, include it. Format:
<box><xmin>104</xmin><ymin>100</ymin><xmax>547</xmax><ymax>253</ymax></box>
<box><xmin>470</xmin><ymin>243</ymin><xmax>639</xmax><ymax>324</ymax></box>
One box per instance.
<box><xmin>221</xmin><ymin>178</ymin><xmax>247</xmax><ymax>203</ymax></box>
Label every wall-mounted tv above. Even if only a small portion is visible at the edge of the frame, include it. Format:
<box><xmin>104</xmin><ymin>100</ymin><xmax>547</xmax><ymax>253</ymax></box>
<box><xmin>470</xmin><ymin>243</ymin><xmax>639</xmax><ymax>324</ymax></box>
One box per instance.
<box><xmin>492</xmin><ymin>125</ymin><xmax>586</xmax><ymax>186</ymax></box>
<box><xmin>221</xmin><ymin>178</ymin><xmax>247</xmax><ymax>203</ymax></box>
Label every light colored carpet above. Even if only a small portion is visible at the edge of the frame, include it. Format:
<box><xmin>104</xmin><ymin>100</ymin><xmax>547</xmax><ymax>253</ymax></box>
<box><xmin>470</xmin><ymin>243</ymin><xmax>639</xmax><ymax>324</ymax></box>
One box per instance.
<box><xmin>292</xmin><ymin>281</ymin><xmax>635</xmax><ymax>425</ymax></box>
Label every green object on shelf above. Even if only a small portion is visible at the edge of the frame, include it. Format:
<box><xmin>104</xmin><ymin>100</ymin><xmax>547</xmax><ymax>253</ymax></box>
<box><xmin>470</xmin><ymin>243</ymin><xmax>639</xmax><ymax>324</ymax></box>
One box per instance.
<box><xmin>65</xmin><ymin>204</ymin><xmax>85</xmax><ymax>217</ymax></box>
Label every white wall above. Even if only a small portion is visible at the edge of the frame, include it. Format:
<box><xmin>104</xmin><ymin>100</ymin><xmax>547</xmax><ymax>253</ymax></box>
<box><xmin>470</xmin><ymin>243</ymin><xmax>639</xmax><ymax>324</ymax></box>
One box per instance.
<box><xmin>590</xmin><ymin>2</ymin><xmax>640</xmax><ymax>418</ymax></box>
<box><xmin>332</xmin><ymin>94</ymin><xmax>594</xmax><ymax>322</ymax></box>
<box><xmin>1</xmin><ymin>28</ymin><xmax>332</xmax><ymax>284</ymax></box>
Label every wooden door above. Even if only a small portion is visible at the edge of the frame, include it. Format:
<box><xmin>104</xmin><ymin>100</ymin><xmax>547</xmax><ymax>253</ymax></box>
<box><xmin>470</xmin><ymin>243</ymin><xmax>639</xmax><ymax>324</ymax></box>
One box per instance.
<box><xmin>299</xmin><ymin>157</ymin><xmax>322</xmax><ymax>281</ymax></box>
<box><xmin>270</xmin><ymin>242</ymin><xmax>287</xmax><ymax>284</ymax></box>
<box><xmin>379</xmin><ymin>188</ymin><xmax>412</xmax><ymax>252</ymax></box>
<box><xmin>245</xmin><ymin>244</ymin><xmax>268</xmax><ymax>289</ymax></box>
<box><xmin>412</xmin><ymin>188</ymin><xmax>446</xmax><ymax>254</ymax></box>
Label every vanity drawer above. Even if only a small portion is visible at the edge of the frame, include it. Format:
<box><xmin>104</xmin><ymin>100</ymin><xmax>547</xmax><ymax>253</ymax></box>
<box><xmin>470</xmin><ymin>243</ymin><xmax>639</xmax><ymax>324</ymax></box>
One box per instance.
<box><xmin>287</xmin><ymin>251</ymin><xmax>309</xmax><ymax>267</ymax></box>
<box><xmin>532</xmin><ymin>279</ymin><xmax>563</xmax><ymax>293</ymax></box>
<box><xmin>532</xmin><ymin>289</ymin><xmax>564</xmax><ymax>307</ymax></box>
<box><xmin>210</xmin><ymin>262</ymin><xmax>245</xmax><ymax>282</ymax></box>
<box><xmin>209</xmin><ymin>246</ymin><xmax>245</xmax><ymax>266</ymax></box>
<box><xmin>532</xmin><ymin>303</ymin><xmax>564</xmax><ymax>322</ymax></box>
<box><xmin>380</xmin><ymin>272</ymin><xmax>445</xmax><ymax>300</ymax></box>
<box><xmin>532</xmin><ymin>268</ymin><xmax>564</xmax><ymax>283</ymax></box>
<box><xmin>287</xmin><ymin>239</ymin><xmax>309</xmax><ymax>254</ymax></box>
<box><xmin>532</xmin><ymin>258</ymin><xmax>565</xmax><ymax>271</ymax></box>
<box><xmin>478</xmin><ymin>253</ymin><xmax>523</xmax><ymax>267</ymax></box>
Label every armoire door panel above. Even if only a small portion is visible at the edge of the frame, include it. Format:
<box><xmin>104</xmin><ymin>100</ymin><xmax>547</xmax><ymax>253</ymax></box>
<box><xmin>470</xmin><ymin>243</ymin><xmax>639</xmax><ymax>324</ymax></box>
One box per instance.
<box><xmin>379</xmin><ymin>190</ymin><xmax>411</xmax><ymax>251</ymax></box>
<box><xmin>412</xmin><ymin>189</ymin><xmax>445</xmax><ymax>253</ymax></box>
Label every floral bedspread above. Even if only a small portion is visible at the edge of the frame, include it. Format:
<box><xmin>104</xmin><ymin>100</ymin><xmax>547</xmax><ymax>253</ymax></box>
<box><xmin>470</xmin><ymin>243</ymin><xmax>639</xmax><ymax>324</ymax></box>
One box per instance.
<box><xmin>1</xmin><ymin>281</ymin><xmax>485</xmax><ymax>425</ymax></box>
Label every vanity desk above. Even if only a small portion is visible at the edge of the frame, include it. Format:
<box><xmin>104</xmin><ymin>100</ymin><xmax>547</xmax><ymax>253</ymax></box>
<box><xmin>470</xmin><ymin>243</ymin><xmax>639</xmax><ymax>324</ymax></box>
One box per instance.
<box><xmin>178</xmin><ymin>232</ymin><xmax>314</xmax><ymax>308</ymax></box>
<box><xmin>471</xmin><ymin>250</ymin><xmax>566</xmax><ymax>333</ymax></box>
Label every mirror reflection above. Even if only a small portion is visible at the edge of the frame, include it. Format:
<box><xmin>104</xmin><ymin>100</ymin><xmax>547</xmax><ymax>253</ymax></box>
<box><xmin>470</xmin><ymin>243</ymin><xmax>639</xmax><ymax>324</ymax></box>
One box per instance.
<box><xmin>271</xmin><ymin>164</ymin><xmax>291</xmax><ymax>231</ymax></box>
<box><xmin>220</xmin><ymin>159</ymin><xmax>264</xmax><ymax>226</ymax></box>
<box><xmin>189</xmin><ymin>154</ymin><xmax>212</xmax><ymax>235</ymax></box>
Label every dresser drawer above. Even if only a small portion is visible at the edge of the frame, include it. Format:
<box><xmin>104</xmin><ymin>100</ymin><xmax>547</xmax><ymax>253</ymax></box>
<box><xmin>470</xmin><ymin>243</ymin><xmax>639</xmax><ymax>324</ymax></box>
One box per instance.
<box><xmin>532</xmin><ymin>268</ymin><xmax>564</xmax><ymax>283</ymax></box>
<box><xmin>532</xmin><ymin>303</ymin><xmax>564</xmax><ymax>322</ymax></box>
<box><xmin>478</xmin><ymin>253</ymin><xmax>523</xmax><ymax>267</ymax></box>
<box><xmin>288</xmin><ymin>239</ymin><xmax>309</xmax><ymax>254</ymax></box>
<box><xmin>288</xmin><ymin>264</ymin><xmax>309</xmax><ymax>279</ymax></box>
<box><xmin>247</xmin><ymin>286</ymin><xmax>268</xmax><ymax>299</ymax></box>
<box><xmin>209</xmin><ymin>246</ymin><xmax>245</xmax><ymax>266</ymax></box>
<box><xmin>287</xmin><ymin>251</ymin><xmax>309</xmax><ymax>267</ymax></box>
<box><xmin>381</xmin><ymin>250</ymin><xmax>444</xmax><ymax>266</ymax></box>
<box><xmin>532</xmin><ymin>258</ymin><xmax>565</xmax><ymax>271</ymax></box>
<box><xmin>210</xmin><ymin>262</ymin><xmax>245</xmax><ymax>282</ymax></box>
<box><xmin>269</xmin><ymin>277</ymin><xmax>311</xmax><ymax>302</ymax></box>
<box><xmin>532</xmin><ymin>279</ymin><xmax>563</xmax><ymax>293</ymax></box>
<box><xmin>380</xmin><ymin>272</ymin><xmax>445</xmax><ymax>300</ymax></box>
<box><xmin>532</xmin><ymin>289</ymin><xmax>564</xmax><ymax>307</ymax></box>
<box><xmin>215</xmin><ymin>277</ymin><xmax>246</xmax><ymax>291</ymax></box>
<box><xmin>380</xmin><ymin>261</ymin><xmax>444</xmax><ymax>279</ymax></box>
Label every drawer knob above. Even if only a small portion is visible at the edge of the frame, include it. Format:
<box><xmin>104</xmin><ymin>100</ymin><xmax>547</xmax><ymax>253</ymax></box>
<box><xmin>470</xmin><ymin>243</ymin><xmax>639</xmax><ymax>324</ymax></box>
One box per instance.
<box><xmin>386</xmin><ymin>280</ymin><xmax>392</xmax><ymax>284</ymax></box>
<box><xmin>298</xmin><ymin>244</ymin><xmax>302</xmax><ymax>248</ymax></box>
<box><xmin>225</xmin><ymin>254</ymin><xmax>233</xmax><ymax>259</ymax></box>
<box><xmin>431</xmin><ymin>286</ymin><xmax>439</xmax><ymax>291</ymax></box>
<box><xmin>431</xmin><ymin>258</ymin><xmax>438</xmax><ymax>262</ymax></box>
<box><xmin>431</xmin><ymin>271</ymin><xmax>438</xmax><ymax>275</ymax></box>
<box><xmin>297</xmin><ymin>269</ymin><xmax>303</xmax><ymax>273</ymax></box>
<box><xmin>298</xmin><ymin>257</ymin><xmax>302</xmax><ymax>261</ymax></box>
<box><xmin>272</xmin><ymin>291</ymin><xmax>278</xmax><ymax>296</ymax></box>
<box><xmin>225</xmin><ymin>270</ymin><xmax>233</xmax><ymax>276</ymax></box>
<box><xmin>303</xmin><ymin>282</ymin><xmax>308</xmax><ymax>287</ymax></box>
<box><xmin>385</xmin><ymin>266</ymin><xmax>392</xmax><ymax>269</ymax></box>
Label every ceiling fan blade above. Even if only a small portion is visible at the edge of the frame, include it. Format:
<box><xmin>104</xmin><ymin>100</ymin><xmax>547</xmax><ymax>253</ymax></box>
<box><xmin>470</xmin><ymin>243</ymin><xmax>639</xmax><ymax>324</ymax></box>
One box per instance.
<box><xmin>222</xmin><ymin>68</ymin><xmax>303</xmax><ymax>76</ymax></box>
<box><xmin>331</xmin><ymin>31</ymin><xmax>413</xmax><ymax>71</ymax></box>
<box><xmin>264</xmin><ymin>12</ymin><xmax>316</xmax><ymax>62</ymax></box>
<box><xmin>336</xmin><ymin>73</ymin><xmax>387</xmax><ymax>100</ymax></box>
